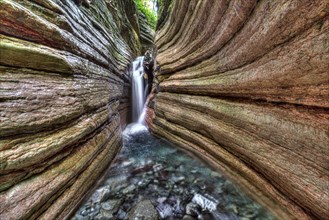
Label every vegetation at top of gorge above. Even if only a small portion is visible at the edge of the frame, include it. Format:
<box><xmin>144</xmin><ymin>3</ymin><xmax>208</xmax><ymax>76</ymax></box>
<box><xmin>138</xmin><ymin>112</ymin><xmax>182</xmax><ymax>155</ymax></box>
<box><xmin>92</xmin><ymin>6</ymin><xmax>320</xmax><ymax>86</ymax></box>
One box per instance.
<box><xmin>134</xmin><ymin>0</ymin><xmax>157</xmax><ymax>29</ymax></box>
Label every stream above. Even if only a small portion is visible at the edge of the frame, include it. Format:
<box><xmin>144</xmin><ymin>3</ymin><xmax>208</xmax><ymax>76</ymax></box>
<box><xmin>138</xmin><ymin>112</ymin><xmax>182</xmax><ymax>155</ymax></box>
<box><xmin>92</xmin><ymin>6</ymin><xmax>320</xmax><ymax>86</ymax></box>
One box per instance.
<box><xmin>71</xmin><ymin>123</ymin><xmax>276</xmax><ymax>220</ymax></box>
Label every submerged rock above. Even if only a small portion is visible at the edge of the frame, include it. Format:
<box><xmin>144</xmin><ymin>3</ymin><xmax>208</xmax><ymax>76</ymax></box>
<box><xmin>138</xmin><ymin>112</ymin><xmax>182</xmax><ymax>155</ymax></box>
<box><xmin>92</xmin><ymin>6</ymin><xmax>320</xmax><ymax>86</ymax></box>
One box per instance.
<box><xmin>192</xmin><ymin>194</ymin><xmax>218</xmax><ymax>212</ymax></box>
<box><xmin>71</xmin><ymin>124</ymin><xmax>276</xmax><ymax>220</ymax></box>
<box><xmin>91</xmin><ymin>187</ymin><xmax>111</xmax><ymax>203</ymax></box>
<box><xmin>211</xmin><ymin>212</ymin><xmax>240</xmax><ymax>220</ymax></box>
<box><xmin>186</xmin><ymin>202</ymin><xmax>202</xmax><ymax>218</ymax></box>
<box><xmin>101</xmin><ymin>199</ymin><xmax>123</xmax><ymax>213</ymax></box>
<box><xmin>116</xmin><ymin>209</ymin><xmax>128</xmax><ymax>220</ymax></box>
<box><xmin>183</xmin><ymin>215</ymin><xmax>196</xmax><ymax>220</ymax></box>
<box><xmin>122</xmin><ymin>184</ymin><xmax>137</xmax><ymax>194</ymax></box>
<box><xmin>128</xmin><ymin>200</ymin><xmax>159</xmax><ymax>220</ymax></box>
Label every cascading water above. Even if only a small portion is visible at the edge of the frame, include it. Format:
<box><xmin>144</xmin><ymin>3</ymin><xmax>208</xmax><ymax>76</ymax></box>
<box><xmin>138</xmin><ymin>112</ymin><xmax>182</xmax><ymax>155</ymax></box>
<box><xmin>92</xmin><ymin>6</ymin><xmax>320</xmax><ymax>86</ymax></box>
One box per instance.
<box><xmin>72</xmin><ymin>57</ymin><xmax>276</xmax><ymax>220</ymax></box>
<box><xmin>131</xmin><ymin>56</ymin><xmax>147</xmax><ymax>124</ymax></box>
<box><xmin>131</xmin><ymin>56</ymin><xmax>144</xmax><ymax>121</ymax></box>
<box><xmin>71</xmin><ymin>56</ymin><xmax>276</xmax><ymax>220</ymax></box>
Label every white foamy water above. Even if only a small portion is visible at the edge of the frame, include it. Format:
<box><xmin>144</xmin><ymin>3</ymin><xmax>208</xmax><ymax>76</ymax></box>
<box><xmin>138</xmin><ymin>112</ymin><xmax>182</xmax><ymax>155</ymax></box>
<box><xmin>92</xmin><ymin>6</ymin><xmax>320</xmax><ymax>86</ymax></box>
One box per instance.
<box><xmin>131</xmin><ymin>56</ymin><xmax>146</xmax><ymax>123</ymax></box>
<box><xmin>123</xmin><ymin>123</ymin><xmax>147</xmax><ymax>137</ymax></box>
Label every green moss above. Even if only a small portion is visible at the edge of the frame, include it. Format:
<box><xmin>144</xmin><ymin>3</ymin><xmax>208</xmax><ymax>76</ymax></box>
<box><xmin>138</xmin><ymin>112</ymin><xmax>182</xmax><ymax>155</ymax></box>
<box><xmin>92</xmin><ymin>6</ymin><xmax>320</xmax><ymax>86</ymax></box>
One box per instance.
<box><xmin>134</xmin><ymin>0</ymin><xmax>157</xmax><ymax>29</ymax></box>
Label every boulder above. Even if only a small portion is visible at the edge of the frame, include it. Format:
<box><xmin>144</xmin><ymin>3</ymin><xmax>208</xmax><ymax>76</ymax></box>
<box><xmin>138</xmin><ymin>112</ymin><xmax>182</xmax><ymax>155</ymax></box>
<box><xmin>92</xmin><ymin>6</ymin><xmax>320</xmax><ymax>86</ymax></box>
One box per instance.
<box><xmin>128</xmin><ymin>200</ymin><xmax>159</xmax><ymax>220</ymax></box>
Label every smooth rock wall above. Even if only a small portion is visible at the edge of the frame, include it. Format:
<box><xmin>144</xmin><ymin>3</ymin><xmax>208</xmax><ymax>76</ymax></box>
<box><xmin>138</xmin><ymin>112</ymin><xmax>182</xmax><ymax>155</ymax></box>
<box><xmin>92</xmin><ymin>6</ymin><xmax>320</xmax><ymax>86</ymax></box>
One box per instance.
<box><xmin>147</xmin><ymin>1</ymin><xmax>329</xmax><ymax>219</ymax></box>
<box><xmin>0</xmin><ymin>0</ymin><xmax>152</xmax><ymax>219</ymax></box>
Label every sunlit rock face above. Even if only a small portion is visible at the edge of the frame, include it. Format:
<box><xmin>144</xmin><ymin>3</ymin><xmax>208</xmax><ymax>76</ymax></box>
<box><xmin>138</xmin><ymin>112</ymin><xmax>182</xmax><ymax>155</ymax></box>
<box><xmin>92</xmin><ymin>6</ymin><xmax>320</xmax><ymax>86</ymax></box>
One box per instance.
<box><xmin>0</xmin><ymin>0</ymin><xmax>153</xmax><ymax>219</ymax></box>
<box><xmin>147</xmin><ymin>1</ymin><xmax>329</xmax><ymax>219</ymax></box>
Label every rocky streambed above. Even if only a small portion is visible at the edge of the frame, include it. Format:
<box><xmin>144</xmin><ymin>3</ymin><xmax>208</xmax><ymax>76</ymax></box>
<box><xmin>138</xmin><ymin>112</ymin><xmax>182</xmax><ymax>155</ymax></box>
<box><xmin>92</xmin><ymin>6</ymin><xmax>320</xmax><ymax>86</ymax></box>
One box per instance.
<box><xmin>71</xmin><ymin>124</ymin><xmax>275</xmax><ymax>220</ymax></box>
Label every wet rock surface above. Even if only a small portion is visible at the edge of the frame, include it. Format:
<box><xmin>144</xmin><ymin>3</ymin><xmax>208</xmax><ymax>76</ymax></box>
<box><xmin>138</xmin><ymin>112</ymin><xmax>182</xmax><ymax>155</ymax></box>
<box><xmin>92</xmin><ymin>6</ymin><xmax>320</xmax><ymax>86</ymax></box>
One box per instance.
<box><xmin>128</xmin><ymin>200</ymin><xmax>159</xmax><ymax>220</ymax></box>
<box><xmin>72</xmin><ymin>124</ymin><xmax>275</xmax><ymax>220</ymax></box>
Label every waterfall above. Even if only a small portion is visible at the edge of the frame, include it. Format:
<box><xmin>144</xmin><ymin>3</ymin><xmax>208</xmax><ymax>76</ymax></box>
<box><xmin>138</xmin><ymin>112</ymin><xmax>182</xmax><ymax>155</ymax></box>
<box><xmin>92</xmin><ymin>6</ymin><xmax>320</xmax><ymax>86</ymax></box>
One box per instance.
<box><xmin>131</xmin><ymin>56</ymin><xmax>146</xmax><ymax>123</ymax></box>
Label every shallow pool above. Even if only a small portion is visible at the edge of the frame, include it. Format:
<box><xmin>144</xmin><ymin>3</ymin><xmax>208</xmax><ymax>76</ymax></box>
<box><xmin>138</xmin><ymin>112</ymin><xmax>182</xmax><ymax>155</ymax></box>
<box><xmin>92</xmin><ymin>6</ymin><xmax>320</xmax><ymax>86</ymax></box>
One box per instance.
<box><xmin>71</xmin><ymin>123</ymin><xmax>275</xmax><ymax>220</ymax></box>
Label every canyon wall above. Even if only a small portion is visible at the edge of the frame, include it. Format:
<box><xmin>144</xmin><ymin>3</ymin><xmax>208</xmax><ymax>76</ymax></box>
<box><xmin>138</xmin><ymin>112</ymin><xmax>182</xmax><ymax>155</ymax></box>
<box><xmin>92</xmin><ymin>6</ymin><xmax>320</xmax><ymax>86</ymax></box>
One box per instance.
<box><xmin>0</xmin><ymin>0</ymin><xmax>152</xmax><ymax>219</ymax></box>
<box><xmin>147</xmin><ymin>0</ymin><xmax>329</xmax><ymax>219</ymax></box>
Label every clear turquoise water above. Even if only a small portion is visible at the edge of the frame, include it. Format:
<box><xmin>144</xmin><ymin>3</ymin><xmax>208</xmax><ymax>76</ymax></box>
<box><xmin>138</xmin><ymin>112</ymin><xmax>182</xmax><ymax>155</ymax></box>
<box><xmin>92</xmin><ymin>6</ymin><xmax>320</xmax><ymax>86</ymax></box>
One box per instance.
<box><xmin>72</xmin><ymin>124</ymin><xmax>276</xmax><ymax>220</ymax></box>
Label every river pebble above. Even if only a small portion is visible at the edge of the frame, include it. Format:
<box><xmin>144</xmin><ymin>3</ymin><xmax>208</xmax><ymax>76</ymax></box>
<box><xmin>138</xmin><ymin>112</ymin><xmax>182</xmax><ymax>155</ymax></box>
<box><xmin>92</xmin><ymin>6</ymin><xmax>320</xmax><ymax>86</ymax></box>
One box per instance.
<box><xmin>71</xmin><ymin>124</ymin><xmax>276</xmax><ymax>220</ymax></box>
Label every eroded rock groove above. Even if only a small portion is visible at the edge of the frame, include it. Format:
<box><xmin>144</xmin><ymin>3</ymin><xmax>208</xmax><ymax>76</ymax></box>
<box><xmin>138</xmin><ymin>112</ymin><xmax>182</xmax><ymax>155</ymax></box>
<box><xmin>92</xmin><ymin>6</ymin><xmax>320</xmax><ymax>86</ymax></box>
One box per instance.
<box><xmin>146</xmin><ymin>1</ymin><xmax>329</xmax><ymax>220</ymax></box>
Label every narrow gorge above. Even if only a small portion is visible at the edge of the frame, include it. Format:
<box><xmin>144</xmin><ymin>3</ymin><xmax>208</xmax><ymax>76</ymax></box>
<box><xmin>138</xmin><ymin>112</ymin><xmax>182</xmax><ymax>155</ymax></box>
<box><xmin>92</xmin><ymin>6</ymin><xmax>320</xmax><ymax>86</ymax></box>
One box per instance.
<box><xmin>0</xmin><ymin>0</ymin><xmax>328</xmax><ymax>220</ymax></box>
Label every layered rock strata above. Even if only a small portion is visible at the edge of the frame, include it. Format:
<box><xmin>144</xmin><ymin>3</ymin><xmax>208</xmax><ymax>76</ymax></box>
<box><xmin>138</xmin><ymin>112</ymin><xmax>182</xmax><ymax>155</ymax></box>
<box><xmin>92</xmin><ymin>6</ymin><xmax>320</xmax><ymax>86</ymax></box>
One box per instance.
<box><xmin>0</xmin><ymin>0</ymin><xmax>153</xmax><ymax>219</ymax></box>
<box><xmin>147</xmin><ymin>1</ymin><xmax>329</xmax><ymax>219</ymax></box>
<box><xmin>138</xmin><ymin>13</ymin><xmax>155</xmax><ymax>54</ymax></box>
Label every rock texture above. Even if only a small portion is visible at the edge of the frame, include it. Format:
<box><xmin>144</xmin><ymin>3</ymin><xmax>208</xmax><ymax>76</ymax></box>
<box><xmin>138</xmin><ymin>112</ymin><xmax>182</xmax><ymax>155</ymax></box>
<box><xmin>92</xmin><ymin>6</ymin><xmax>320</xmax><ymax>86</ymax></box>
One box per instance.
<box><xmin>147</xmin><ymin>1</ymin><xmax>329</xmax><ymax>219</ymax></box>
<box><xmin>0</xmin><ymin>0</ymin><xmax>153</xmax><ymax>219</ymax></box>
<box><xmin>128</xmin><ymin>200</ymin><xmax>159</xmax><ymax>220</ymax></box>
<box><xmin>138</xmin><ymin>13</ymin><xmax>155</xmax><ymax>54</ymax></box>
